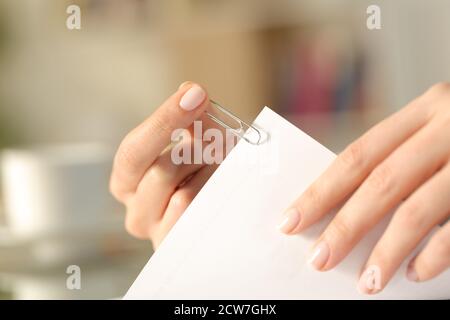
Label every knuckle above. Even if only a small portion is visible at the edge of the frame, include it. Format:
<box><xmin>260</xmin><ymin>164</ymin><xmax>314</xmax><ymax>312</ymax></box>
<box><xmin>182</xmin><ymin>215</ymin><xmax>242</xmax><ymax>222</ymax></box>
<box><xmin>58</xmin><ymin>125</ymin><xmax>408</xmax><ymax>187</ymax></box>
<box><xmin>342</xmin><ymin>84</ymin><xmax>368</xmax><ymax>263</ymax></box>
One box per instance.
<box><xmin>302</xmin><ymin>185</ymin><xmax>322</xmax><ymax>211</ymax></box>
<box><xmin>115</xmin><ymin>138</ymin><xmax>140</xmax><ymax>173</ymax></box>
<box><xmin>339</xmin><ymin>140</ymin><xmax>365</xmax><ymax>170</ymax></box>
<box><xmin>329</xmin><ymin>216</ymin><xmax>353</xmax><ymax>241</ymax></box>
<box><xmin>124</xmin><ymin>213</ymin><xmax>149</xmax><ymax>240</ymax></box>
<box><xmin>145</xmin><ymin>164</ymin><xmax>169</xmax><ymax>186</ymax></box>
<box><xmin>170</xmin><ymin>189</ymin><xmax>194</xmax><ymax>212</ymax></box>
<box><xmin>109</xmin><ymin>172</ymin><xmax>133</xmax><ymax>203</ymax></box>
<box><xmin>109</xmin><ymin>177</ymin><xmax>123</xmax><ymax>201</ymax></box>
<box><xmin>366</xmin><ymin>164</ymin><xmax>394</xmax><ymax>195</ymax></box>
<box><xmin>395</xmin><ymin>200</ymin><xmax>426</xmax><ymax>231</ymax></box>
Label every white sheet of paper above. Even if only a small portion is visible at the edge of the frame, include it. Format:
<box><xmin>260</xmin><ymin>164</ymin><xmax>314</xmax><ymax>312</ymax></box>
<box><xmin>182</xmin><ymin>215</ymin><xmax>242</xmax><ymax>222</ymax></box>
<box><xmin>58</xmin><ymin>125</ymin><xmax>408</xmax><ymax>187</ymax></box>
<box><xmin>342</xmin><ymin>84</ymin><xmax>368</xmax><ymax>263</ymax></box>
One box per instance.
<box><xmin>125</xmin><ymin>107</ymin><xmax>450</xmax><ymax>299</ymax></box>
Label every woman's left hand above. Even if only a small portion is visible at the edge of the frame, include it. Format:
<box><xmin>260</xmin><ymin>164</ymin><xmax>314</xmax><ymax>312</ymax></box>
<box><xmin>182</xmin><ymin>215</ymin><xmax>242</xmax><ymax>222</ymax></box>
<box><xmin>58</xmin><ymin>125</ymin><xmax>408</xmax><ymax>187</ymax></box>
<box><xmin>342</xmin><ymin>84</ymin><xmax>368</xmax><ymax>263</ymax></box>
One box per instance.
<box><xmin>278</xmin><ymin>82</ymin><xmax>450</xmax><ymax>294</ymax></box>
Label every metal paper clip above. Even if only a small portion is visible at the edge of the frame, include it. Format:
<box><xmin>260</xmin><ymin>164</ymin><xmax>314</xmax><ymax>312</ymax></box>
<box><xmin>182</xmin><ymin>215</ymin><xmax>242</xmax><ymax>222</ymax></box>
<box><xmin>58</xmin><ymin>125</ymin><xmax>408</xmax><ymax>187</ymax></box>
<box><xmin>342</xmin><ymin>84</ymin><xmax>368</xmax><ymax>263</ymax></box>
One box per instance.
<box><xmin>205</xmin><ymin>99</ymin><xmax>262</xmax><ymax>145</ymax></box>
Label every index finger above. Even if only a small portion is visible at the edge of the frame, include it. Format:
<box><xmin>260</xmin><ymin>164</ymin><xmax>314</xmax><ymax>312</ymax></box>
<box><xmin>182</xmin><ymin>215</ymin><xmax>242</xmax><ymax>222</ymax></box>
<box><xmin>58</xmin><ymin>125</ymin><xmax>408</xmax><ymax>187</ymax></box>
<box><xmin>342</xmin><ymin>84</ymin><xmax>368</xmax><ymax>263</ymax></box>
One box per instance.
<box><xmin>278</xmin><ymin>92</ymin><xmax>434</xmax><ymax>234</ymax></box>
<box><xmin>110</xmin><ymin>82</ymin><xmax>210</xmax><ymax>199</ymax></box>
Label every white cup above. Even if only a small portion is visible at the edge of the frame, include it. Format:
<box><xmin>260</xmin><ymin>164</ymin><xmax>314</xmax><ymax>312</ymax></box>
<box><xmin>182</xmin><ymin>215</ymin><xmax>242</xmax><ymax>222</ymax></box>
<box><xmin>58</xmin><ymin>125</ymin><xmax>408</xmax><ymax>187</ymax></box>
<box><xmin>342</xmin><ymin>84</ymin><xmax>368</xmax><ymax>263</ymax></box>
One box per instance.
<box><xmin>0</xmin><ymin>143</ymin><xmax>117</xmax><ymax>240</ymax></box>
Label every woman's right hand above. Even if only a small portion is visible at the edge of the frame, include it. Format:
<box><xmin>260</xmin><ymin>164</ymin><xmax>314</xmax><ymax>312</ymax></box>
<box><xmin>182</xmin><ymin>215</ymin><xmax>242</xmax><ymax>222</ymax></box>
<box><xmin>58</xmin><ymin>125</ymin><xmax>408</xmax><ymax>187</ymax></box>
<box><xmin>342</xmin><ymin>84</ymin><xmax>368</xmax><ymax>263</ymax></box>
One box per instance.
<box><xmin>109</xmin><ymin>82</ymin><xmax>218</xmax><ymax>249</ymax></box>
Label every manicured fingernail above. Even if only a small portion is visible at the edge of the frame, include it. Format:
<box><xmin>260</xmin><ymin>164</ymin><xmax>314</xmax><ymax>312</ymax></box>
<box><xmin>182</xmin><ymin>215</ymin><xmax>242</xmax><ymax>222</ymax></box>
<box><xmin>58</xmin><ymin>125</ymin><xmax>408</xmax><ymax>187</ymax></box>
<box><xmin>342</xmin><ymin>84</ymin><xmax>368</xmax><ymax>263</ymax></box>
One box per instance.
<box><xmin>178</xmin><ymin>81</ymin><xmax>192</xmax><ymax>90</ymax></box>
<box><xmin>179</xmin><ymin>85</ymin><xmax>206</xmax><ymax>111</ymax></box>
<box><xmin>307</xmin><ymin>241</ymin><xmax>329</xmax><ymax>270</ymax></box>
<box><xmin>358</xmin><ymin>265</ymin><xmax>382</xmax><ymax>295</ymax></box>
<box><xmin>277</xmin><ymin>208</ymin><xmax>301</xmax><ymax>233</ymax></box>
<box><xmin>406</xmin><ymin>262</ymin><xmax>419</xmax><ymax>282</ymax></box>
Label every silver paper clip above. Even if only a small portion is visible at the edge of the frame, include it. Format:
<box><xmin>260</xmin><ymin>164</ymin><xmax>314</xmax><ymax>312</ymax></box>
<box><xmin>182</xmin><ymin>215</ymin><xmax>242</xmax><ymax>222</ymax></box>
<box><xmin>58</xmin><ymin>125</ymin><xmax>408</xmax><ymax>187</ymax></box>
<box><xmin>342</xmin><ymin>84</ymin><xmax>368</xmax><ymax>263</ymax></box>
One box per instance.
<box><xmin>205</xmin><ymin>99</ymin><xmax>262</xmax><ymax>145</ymax></box>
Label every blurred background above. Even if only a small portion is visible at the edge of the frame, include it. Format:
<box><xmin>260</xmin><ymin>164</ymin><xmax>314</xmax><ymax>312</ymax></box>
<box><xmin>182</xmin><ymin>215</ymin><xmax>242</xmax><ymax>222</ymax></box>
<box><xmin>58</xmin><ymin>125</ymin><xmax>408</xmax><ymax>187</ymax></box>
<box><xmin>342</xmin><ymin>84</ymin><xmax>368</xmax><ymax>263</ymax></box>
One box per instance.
<box><xmin>0</xmin><ymin>0</ymin><xmax>449</xmax><ymax>299</ymax></box>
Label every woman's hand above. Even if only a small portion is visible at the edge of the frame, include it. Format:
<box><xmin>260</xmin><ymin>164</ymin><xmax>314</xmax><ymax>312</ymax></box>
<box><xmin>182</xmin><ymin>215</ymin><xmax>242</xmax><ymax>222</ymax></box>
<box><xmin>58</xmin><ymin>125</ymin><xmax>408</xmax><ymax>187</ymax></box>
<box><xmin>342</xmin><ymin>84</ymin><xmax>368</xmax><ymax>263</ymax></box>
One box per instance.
<box><xmin>279</xmin><ymin>82</ymin><xmax>450</xmax><ymax>294</ymax></box>
<box><xmin>110</xmin><ymin>82</ymin><xmax>218</xmax><ymax>249</ymax></box>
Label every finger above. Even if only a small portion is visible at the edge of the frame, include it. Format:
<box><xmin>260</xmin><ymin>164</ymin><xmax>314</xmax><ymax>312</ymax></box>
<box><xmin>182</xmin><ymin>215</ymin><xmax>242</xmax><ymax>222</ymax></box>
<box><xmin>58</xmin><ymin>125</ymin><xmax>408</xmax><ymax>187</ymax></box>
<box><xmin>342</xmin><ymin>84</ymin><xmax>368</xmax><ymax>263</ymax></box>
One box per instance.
<box><xmin>185</xmin><ymin>112</ymin><xmax>232</xmax><ymax>162</ymax></box>
<box><xmin>406</xmin><ymin>220</ymin><xmax>450</xmax><ymax>282</ymax></box>
<box><xmin>152</xmin><ymin>164</ymin><xmax>218</xmax><ymax>248</ymax></box>
<box><xmin>125</xmin><ymin>123</ymin><xmax>222</xmax><ymax>240</ymax></box>
<box><xmin>358</xmin><ymin>163</ymin><xmax>450</xmax><ymax>294</ymax></box>
<box><xmin>280</xmin><ymin>93</ymin><xmax>433</xmax><ymax>234</ymax></box>
<box><xmin>308</xmin><ymin>120</ymin><xmax>450</xmax><ymax>272</ymax></box>
<box><xmin>123</xmin><ymin>108</ymin><xmax>228</xmax><ymax>240</ymax></box>
<box><xmin>124</xmin><ymin>141</ymin><xmax>206</xmax><ymax>239</ymax></box>
<box><xmin>110</xmin><ymin>82</ymin><xmax>210</xmax><ymax>200</ymax></box>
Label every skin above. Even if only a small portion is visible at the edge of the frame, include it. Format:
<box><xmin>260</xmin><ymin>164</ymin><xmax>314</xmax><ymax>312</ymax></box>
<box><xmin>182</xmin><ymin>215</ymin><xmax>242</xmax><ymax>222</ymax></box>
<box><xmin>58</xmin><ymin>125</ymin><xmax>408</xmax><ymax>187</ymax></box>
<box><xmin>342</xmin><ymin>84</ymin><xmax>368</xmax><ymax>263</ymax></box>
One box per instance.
<box><xmin>110</xmin><ymin>81</ymin><xmax>222</xmax><ymax>248</ymax></box>
<box><xmin>110</xmin><ymin>81</ymin><xmax>450</xmax><ymax>294</ymax></box>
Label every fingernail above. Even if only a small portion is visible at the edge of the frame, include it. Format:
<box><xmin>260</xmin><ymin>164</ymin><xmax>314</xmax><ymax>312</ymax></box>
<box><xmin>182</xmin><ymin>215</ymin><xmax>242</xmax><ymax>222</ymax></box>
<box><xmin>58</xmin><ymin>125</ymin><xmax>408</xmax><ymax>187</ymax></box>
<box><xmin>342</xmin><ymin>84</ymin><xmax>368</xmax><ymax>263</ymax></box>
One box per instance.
<box><xmin>277</xmin><ymin>208</ymin><xmax>301</xmax><ymax>233</ymax></box>
<box><xmin>178</xmin><ymin>81</ymin><xmax>192</xmax><ymax>90</ymax></box>
<box><xmin>358</xmin><ymin>265</ymin><xmax>382</xmax><ymax>295</ymax></box>
<box><xmin>307</xmin><ymin>241</ymin><xmax>329</xmax><ymax>270</ymax></box>
<box><xmin>406</xmin><ymin>262</ymin><xmax>419</xmax><ymax>282</ymax></box>
<box><xmin>179</xmin><ymin>85</ymin><xmax>206</xmax><ymax>111</ymax></box>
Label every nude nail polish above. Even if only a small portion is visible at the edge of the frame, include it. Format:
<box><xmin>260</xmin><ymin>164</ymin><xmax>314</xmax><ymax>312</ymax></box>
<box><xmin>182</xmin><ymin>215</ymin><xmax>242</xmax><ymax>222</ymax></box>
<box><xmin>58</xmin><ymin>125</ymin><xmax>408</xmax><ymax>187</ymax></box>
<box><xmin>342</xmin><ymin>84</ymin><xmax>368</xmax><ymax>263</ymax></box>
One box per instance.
<box><xmin>307</xmin><ymin>241</ymin><xmax>330</xmax><ymax>270</ymax></box>
<box><xmin>358</xmin><ymin>265</ymin><xmax>382</xmax><ymax>295</ymax></box>
<box><xmin>179</xmin><ymin>85</ymin><xmax>206</xmax><ymax>111</ymax></box>
<box><xmin>406</xmin><ymin>263</ymin><xmax>419</xmax><ymax>282</ymax></box>
<box><xmin>277</xmin><ymin>208</ymin><xmax>301</xmax><ymax>233</ymax></box>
